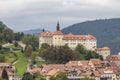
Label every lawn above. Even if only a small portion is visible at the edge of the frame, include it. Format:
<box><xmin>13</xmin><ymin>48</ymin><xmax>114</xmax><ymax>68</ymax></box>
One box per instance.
<box><xmin>15</xmin><ymin>51</ymin><xmax>28</xmax><ymax>76</ymax></box>
<box><xmin>5</xmin><ymin>52</ymin><xmax>17</xmax><ymax>63</ymax></box>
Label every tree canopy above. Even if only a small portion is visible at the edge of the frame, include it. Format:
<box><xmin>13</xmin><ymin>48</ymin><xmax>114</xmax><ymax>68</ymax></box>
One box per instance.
<box><xmin>41</xmin><ymin>45</ymin><xmax>76</xmax><ymax>64</ymax></box>
<box><xmin>22</xmin><ymin>34</ymin><xmax>39</xmax><ymax>51</ymax></box>
<box><xmin>0</xmin><ymin>21</ymin><xmax>14</xmax><ymax>43</ymax></box>
<box><xmin>75</xmin><ymin>44</ymin><xmax>103</xmax><ymax>60</ymax></box>
<box><xmin>22</xmin><ymin>72</ymin><xmax>33</xmax><ymax>80</ymax></box>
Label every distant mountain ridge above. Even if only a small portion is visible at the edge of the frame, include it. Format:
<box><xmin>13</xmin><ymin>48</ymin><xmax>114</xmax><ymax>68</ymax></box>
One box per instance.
<box><xmin>22</xmin><ymin>18</ymin><xmax>120</xmax><ymax>53</ymax></box>
<box><xmin>62</xmin><ymin>18</ymin><xmax>120</xmax><ymax>53</ymax></box>
<box><xmin>22</xmin><ymin>29</ymin><xmax>44</xmax><ymax>37</ymax></box>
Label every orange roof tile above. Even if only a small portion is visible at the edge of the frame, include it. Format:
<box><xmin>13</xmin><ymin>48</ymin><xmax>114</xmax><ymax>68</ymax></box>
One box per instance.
<box><xmin>90</xmin><ymin>59</ymin><xmax>101</xmax><ymax>65</ymax></box>
<box><xmin>46</xmin><ymin>69</ymin><xmax>58</xmax><ymax>76</ymax></box>
<box><xmin>63</xmin><ymin>34</ymin><xmax>96</xmax><ymax>40</ymax></box>
<box><xmin>40</xmin><ymin>32</ymin><xmax>53</xmax><ymax>37</ymax></box>
<box><xmin>53</xmin><ymin>31</ymin><xmax>63</xmax><ymax>35</ymax></box>
<box><xmin>93</xmin><ymin>71</ymin><xmax>101</xmax><ymax>77</ymax></box>
<box><xmin>95</xmin><ymin>47</ymin><xmax>110</xmax><ymax>51</ymax></box>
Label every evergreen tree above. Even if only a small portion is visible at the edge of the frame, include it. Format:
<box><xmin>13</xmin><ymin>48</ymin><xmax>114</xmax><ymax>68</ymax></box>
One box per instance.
<box><xmin>25</xmin><ymin>45</ymin><xmax>33</xmax><ymax>58</ymax></box>
<box><xmin>2</xmin><ymin>68</ymin><xmax>9</xmax><ymax>80</ymax></box>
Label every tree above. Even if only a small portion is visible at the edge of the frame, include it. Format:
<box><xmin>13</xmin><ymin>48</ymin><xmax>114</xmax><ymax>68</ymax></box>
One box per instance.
<box><xmin>3</xmin><ymin>28</ymin><xmax>14</xmax><ymax>43</ymax></box>
<box><xmin>22</xmin><ymin>72</ymin><xmax>33</xmax><ymax>80</ymax></box>
<box><xmin>49</xmin><ymin>72</ymin><xmax>68</xmax><ymax>80</ymax></box>
<box><xmin>84</xmin><ymin>50</ymin><xmax>103</xmax><ymax>60</ymax></box>
<box><xmin>41</xmin><ymin>45</ymin><xmax>76</xmax><ymax>64</ymax></box>
<box><xmin>41</xmin><ymin>43</ymin><xmax>50</xmax><ymax>49</ymax></box>
<box><xmin>75</xmin><ymin>44</ymin><xmax>87</xmax><ymax>54</ymax></box>
<box><xmin>2</xmin><ymin>68</ymin><xmax>9</xmax><ymax>80</ymax></box>
<box><xmin>0</xmin><ymin>55</ymin><xmax>5</xmax><ymax>62</ymax></box>
<box><xmin>22</xmin><ymin>35</ymin><xmax>38</xmax><ymax>51</ymax></box>
<box><xmin>33</xmin><ymin>72</ymin><xmax>45</xmax><ymax>80</ymax></box>
<box><xmin>14</xmin><ymin>41</ymin><xmax>18</xmax><ymax>47</ymax></box>
<box><xmin>0</xmin><ymin>45</ymin><xmax>2</xmax><ymax>50</ymax></box>
<box><xmin>25</xmin><ymin>45</ymin><xmax>33</xmax><ymax>58</ymax></box>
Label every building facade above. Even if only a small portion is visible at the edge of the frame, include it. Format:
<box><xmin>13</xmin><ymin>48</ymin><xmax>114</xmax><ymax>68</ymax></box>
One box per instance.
<box><xmin>39</xmin><ymin>22</ymin><xmax>97</xmax><ymax>51</ymax></box>
<box><xmin>95</xmin><ymin>47</ymin><xmax>110</xmax><ymax>59</ymax></box>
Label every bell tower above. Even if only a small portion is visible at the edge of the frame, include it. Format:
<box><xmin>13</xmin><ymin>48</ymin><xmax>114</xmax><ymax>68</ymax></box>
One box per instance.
<box><xmin>56</xmin><ymin>21</ymin><xmax>60</xmax><ymax>31</ymax></box>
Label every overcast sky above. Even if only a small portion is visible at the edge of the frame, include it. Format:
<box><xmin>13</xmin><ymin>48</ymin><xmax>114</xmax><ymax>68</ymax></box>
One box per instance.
<box><xmin>0</xmin><ymin>0</ymin><xmax>120</xmax><ymax>31</ymax></box>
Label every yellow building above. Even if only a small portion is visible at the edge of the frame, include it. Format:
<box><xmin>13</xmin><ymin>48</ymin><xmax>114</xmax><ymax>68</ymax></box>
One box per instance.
<box><xmin>39</xmin><ymin>22</ymin><xmax>97</xmax><ymax>51</ymax></box>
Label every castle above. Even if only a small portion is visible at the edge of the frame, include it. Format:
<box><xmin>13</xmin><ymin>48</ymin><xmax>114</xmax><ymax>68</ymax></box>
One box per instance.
<box><xmin>39</xmin><ymin>22</ymin><xmax>97</xmax><ymax>51</ymax></box>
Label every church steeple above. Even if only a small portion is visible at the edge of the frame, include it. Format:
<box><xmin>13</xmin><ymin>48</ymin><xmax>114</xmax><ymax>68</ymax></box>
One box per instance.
<box><xmin>56</xmin><ymin>21</ymin><xmax>60</xmax><ymax>31</ymax></box>
<box><xmin>42</xmin><ymin>28</ymin><xmax>45</xmax><ymax>32</ymax></box>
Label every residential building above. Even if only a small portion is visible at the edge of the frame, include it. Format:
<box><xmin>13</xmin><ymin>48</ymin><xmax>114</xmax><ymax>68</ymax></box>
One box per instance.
<box><xmin>95</xmin><ymin>47</ymin><xmax>111</xmax><ymax>59</ymax></box>
<box><xmin>0</xmin><ymin>63</ymin><xmax>16</xmax><ymax>80</ymax></box>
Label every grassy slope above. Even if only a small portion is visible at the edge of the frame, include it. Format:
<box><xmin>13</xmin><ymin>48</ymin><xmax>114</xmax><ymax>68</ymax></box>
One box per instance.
<box><xmin>15</xmin><ymin>51</ymin><xmax>28</xmax><ymax>76</ymax></box>
<box><xmin>5</xmin><ymin>52</ymin><xmax>17</xmax><ymax>62</ymax></box>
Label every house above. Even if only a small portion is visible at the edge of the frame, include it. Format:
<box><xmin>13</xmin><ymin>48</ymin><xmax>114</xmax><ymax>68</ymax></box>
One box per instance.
<box><xmin>0</xmin><ymin>63</ymin><xmax>16</xmax><ymax>80</ymax></box>
<box><xmin>95</xmin><ymin>47</ymin><xmax>110</xmax><ymax>59</ymax></box>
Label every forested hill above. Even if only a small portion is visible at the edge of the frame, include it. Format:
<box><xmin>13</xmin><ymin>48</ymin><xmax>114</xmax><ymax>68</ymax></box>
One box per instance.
<box><xmin>0</xmin><ymin>21</ymin><xmax>14</xmax><ymax>43</ymax></box>
<box><xmin>62</xmin><ymin>18</ymin><xmax>120</xmax><ymax>54</ymax></box>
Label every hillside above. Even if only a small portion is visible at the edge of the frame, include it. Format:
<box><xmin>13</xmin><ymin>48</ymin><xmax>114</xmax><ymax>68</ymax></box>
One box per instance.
<box><xmin>22</xmin><ymin>29</ymin><xmax>48</xmax><ymax>37</ymax></box>
<box><xmin>62</xmin><ymin>18</ymin><xmax>120</xmax><ymax>54</ymax></box>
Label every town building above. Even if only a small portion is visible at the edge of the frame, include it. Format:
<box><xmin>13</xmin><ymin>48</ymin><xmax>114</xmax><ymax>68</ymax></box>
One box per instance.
<box><xmin>39</xmin><ymin>22</ymin><xmax>97</xmax><ymax>51</ymax></box>
<box><xmin>29</xmin><ymin>58</ymin><xmax>120</xmax><ymax>80</ymax></box>
<box><xmin>0</xmin><ymin>63</ymin><xmax>16</xmax><ymax>80</ymax></box>
<box><xmin>95</xmin><ymin>47</ymin><xmax>111</xmax><ymax>59</ymax></box>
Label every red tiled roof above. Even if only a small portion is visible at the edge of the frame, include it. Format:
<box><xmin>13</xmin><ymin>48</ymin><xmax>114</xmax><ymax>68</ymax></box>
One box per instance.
<box><xmin>63</xmin><ymin>33</ymin><xmax>96</xmax><ymax>40</ymax></box>
<box><xmin>0</xmin><ymin>63</ymin><xmax>12</xmax><ymax>66</ymax></box>
<box><xmin>95</xmin><ymin>47</ymin><xmax>110</xmax><ymax>51</ymax></box>
<box><xmin>90</xmin><ymin>59</ymin><xmax>101</xmax><ymax>65</ymax></box>
<box><xmin>93</xmin><ymin>71</ymin><xmax>101</xmax><ymax>77</ymax></box>
<box><xmin>46</xmin><ymin>69</ymin><xmax>58</xmax><ymax>76</ymax></box>
<box><xmin>40</xmin><ymin>32</ymin><xmax>53</xmax><ymax>37</ymax></box>
<box><xmin>53</xmin><ymin>31</ymin><xmax>63</xmax><ymax>35</ymax></box>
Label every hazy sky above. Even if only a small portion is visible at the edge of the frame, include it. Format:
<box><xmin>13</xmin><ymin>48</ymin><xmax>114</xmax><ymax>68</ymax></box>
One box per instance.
<box><xmin>0</xmin><ymin>0</ymin><xmax>120</xmax><ymax>31</ymax></box>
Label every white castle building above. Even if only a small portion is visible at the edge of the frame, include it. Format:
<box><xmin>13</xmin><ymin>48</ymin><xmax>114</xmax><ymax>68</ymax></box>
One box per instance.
<box><xmin>39</xmin><ymin>22</ymin><xmax>97</xmax><ymax>51</ymax></box>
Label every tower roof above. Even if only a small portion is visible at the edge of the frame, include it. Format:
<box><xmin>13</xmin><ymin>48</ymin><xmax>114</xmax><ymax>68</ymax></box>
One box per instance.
<box><xmin>56</xmin><ymin>21</ymin><xmax>60</xmax><ymax>31</ymax></box>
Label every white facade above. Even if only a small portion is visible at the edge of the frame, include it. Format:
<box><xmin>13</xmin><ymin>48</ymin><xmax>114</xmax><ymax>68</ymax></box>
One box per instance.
<box><xmin>39</xmin><ymin>23</ymin><xmax>97</xmax><ymax>51</ymax></box>
<box><xmin>95</xmin><ymin>47</ymin><xmax>110</xmax><ymax>59</ymax></box>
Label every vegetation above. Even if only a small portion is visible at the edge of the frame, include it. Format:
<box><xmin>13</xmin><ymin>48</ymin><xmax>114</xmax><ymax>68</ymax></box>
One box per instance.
<box><xmin>33</xmin><ymin>72</ymin><xmax>46</xmax><ymax>80</ymax></box>
<box><xmin>41</xmin><ymin>45</ymin><xmax>76</xmax><ymax>64</ymax></box>
<box><xmin>2</xmin><ymin>68</ymin><xmax>9</xmax><ymax>80</ymax></box>
<box><xmin>0</xmin><ymin>21</ymin><xmax>14</xmax><ymax>43</ymax></box>
<box><xmin>14</xmin><ymin>32</ymin><xmax>24</xmax><ymax>41</ymax></box>
<box><xmin>62</xmin><ymin>18</ymin><xmax>120</xmax><ymax>53</ymax></box>
<box><xmin>15</xmin><ymin>51</ymin><xmax>28</xmax><ymax>76</ymax></box>
<box><xmin>81</xmin><ymin>77</ymin><xmax>95</xmax><ymax>80</ymax></box>
<box><xmin>0</xmin><ymin>54</ymin><xmax>5</xmax><ymax>62</ymax></box>
<box><xmin>22</xmin><ymin>72</ymin><xmax>33</xmax><ymax>80</ymax></box>
<box><xmin>49</xmin><ymin>72</ymin><xmax>68</xmax><ymax>80</ymax></box>
<box><xmin>75</xmin><ymin>44</ymin><xmax>103</xmax><ymax>60</ymax></box>
<box><xmin>22</xmin><ymin>34</ymin><xmax>39</xmax><ymax>51</ymax></box>
<box><xmin>25</xmin><ymin>45</ymin><xmax>33</xmax><ymax>58</ymax></box>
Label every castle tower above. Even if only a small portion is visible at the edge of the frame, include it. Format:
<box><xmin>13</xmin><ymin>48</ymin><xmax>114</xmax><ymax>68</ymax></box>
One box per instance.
<box><xmin>56</xmin><ymin>21</ymin><xmax>60</xmax><ymax>31</ymax></box>
<box><xmin>53</xmin><ymin>21</ymin><xmax>64</xmax><ymax>46</ymax></box>
<box><xmin>42</xmin><ymin>28</ymin><xmax>45</xmax><ymax>32</ymax></box>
